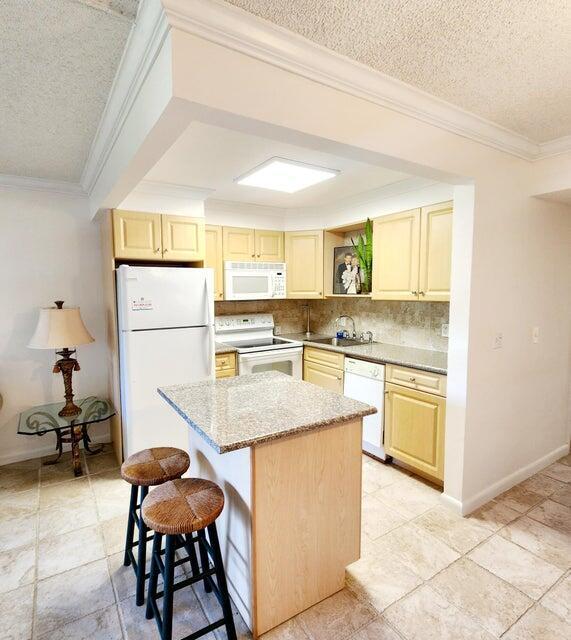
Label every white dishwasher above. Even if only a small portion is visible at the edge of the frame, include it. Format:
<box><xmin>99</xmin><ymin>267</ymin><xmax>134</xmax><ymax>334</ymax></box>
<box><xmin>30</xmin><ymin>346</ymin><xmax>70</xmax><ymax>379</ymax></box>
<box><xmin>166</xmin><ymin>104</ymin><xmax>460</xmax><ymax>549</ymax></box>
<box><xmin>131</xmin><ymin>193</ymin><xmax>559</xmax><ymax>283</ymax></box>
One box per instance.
<box><xmin>344</xmin><ymin>358</ymin><xmax>386</xmax><ymax>460</ymax></box>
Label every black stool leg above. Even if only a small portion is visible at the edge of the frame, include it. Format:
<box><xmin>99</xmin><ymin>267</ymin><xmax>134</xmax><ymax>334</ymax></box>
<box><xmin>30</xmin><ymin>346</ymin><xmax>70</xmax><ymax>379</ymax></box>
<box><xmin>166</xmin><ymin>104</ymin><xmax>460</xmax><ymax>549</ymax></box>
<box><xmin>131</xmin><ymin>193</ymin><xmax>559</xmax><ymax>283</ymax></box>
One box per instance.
<box><xmin>123</xmin><ymin>484</ymin><xmax>138</xmax><ymax>566</ymax></box>
<box><xmin>135</xmin><ymin>485</ymin><xmax>149</xmax><ymax>606</ymax></box>
<box><xmin>162</xmin><ymin>534</ymin><xmax>176</xmax><ymax>640</ymax></box>
<box><xmin>184</xmin><ymin>533</ymin><xmax>201</xmax><ymax>578</ymax></box>
<box><xmin>146</xmin><ymin>532</ymin><xmax>162</xmax><ymax>620</ymax></box>
<box><xmin>197</xmin><ymin>529</ymin><xmax>212</xmax><ymax>593</ymax></box>
<box><xmin>207</xmin><ymin>522</ymin><xmax>237</xmax><ymax>640</ymax></box>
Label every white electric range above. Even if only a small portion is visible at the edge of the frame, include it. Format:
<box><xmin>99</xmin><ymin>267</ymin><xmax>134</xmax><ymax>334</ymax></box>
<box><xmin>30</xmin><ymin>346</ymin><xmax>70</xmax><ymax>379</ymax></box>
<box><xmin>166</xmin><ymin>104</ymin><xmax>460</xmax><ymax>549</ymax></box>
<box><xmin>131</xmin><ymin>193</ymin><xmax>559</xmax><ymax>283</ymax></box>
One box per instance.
<box><xmin>214</xmin><ymin>314</ymin><xmax>303</xmax><ymax>378</ymax></box>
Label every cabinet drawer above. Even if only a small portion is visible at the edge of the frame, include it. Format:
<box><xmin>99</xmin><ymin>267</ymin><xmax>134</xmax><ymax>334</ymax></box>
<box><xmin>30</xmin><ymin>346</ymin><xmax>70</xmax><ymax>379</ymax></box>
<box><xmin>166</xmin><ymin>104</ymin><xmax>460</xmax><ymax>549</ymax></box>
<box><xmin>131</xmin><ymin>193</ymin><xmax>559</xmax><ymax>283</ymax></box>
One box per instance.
<box><xmin>215</xmin><ymin>353</ymin><xmax>236</xmax><ymax>372</ymax></box>
<box><xmin>216</xmin><ymin>368</ymin><xmax>236</xmax><ymax>379</ymax></box>
<box><xmin>386</xmin><ymin>364</ymin><xmax>446</xmax><ymax>397</ymax></box>
<box><xmin>303</xmin><ymin>346</ymin><xmax>344</xmax><ymax>370</ymax></box>
<box><xmin>303</xmin><ymin>361</ymin><xmax>344</xmax><ymax>394</ymax></box>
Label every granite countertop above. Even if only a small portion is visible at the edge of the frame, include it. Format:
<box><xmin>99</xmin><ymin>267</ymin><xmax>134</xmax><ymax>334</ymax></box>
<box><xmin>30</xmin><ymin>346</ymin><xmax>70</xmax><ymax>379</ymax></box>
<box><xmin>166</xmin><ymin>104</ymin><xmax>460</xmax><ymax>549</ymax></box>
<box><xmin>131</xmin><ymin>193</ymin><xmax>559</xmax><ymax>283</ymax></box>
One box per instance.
<box><xmin>158</xmin><ymin>371</ymin><xmax>376</xmax><ymax>453</ymax></box>
<box><xmin>215</xmin><ymin>342</ymin><xmax>238</xmax><ymax>355</ymax></box>
<box><xmin>282</xmin><ymin>333</ymin><xmax>448</xmax><ymax>375</ymax></box>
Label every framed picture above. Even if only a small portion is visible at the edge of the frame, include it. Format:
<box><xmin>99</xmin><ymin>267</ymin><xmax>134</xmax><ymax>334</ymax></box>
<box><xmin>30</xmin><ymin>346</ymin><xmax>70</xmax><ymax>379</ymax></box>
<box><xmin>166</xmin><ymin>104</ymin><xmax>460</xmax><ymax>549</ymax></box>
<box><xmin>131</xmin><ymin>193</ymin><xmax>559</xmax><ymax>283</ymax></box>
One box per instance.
<box><xmin>333</xmin><ymin>246</ymin><xmax>362</xmax><ymax>294</ymax></box>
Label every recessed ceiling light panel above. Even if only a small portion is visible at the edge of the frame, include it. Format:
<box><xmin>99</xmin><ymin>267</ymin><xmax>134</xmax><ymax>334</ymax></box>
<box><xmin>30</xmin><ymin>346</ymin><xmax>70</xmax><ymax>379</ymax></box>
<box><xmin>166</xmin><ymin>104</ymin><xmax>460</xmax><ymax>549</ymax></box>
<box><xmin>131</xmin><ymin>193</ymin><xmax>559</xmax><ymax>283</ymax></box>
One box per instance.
<box><xmin>235</xmin><ymin>157</ymin><xmax>339</xmax><ymax>193</ymax></box>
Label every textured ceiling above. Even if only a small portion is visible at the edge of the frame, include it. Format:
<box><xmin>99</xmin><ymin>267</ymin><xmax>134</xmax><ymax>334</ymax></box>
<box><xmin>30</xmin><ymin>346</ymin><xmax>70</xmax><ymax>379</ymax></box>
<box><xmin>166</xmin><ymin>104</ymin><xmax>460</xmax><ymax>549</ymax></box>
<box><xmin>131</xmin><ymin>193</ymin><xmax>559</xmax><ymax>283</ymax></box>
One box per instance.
<box><xmin>0</xmin><ymin>0</ymin><xmax>137</xmax><ymax>182</ymax></box>
<box><xmin>225</xmin><ymin>0</ymin><xmax>571</xmax><ymax>143</ymax></box>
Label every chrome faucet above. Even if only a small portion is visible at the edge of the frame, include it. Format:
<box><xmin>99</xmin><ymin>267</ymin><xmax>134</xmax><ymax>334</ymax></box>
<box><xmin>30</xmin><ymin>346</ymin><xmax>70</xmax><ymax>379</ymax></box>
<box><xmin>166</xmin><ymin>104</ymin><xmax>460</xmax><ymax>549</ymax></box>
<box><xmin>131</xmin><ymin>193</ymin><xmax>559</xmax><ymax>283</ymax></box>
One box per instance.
<box><xmin>335</xmin><ymin>315</ymin><xmax>356</xmax><ymax>339</ymax></box>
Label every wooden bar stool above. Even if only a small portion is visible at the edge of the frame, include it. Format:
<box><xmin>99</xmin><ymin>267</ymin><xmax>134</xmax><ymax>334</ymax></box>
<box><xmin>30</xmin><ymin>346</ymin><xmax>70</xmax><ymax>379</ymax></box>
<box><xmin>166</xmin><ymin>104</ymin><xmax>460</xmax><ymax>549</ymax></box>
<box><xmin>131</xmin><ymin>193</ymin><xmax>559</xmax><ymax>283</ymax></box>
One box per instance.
<box><xmin>121</xmin><ymin>447</ymin><xmax>190</xmax><ymax>606</ymax></box>
<box><xmin>143</xmin><ymin>478</ymin><xmax>237</xmax><ymax>640</ymax></box>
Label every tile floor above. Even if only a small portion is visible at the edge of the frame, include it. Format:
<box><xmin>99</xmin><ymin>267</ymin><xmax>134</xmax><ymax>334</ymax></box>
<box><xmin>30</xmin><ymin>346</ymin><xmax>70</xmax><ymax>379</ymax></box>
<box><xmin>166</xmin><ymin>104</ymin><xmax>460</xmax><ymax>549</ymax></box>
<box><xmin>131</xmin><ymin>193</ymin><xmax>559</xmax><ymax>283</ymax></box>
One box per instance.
<box><xmin>0</xmin><ymin>448</ymin><xmax>569</xmax><ymax>640</ymax></box>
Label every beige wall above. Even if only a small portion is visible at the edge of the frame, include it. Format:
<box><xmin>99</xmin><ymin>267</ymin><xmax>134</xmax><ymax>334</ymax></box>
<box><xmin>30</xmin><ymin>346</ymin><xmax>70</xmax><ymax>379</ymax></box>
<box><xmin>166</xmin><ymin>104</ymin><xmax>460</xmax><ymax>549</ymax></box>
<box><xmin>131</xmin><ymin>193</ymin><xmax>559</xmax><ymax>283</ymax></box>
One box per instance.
<box><xmin>215</xmin><ymin>299</ymin><xmax>449</xmax><ymax>352</ymax></box>
<box><xmin>0</xmin><ymin>188</ymin><xmax>109</xmax><ymax>465</ymax></box>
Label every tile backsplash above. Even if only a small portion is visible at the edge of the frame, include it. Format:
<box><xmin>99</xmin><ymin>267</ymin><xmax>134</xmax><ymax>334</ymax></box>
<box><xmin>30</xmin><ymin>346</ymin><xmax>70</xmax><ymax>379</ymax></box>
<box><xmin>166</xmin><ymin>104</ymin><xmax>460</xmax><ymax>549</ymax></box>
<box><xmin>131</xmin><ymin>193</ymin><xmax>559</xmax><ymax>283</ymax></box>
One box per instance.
<box><xmin>215</xmin><ymin>298</ymin><xmax>449</xmax><ymax>352</ymax></box>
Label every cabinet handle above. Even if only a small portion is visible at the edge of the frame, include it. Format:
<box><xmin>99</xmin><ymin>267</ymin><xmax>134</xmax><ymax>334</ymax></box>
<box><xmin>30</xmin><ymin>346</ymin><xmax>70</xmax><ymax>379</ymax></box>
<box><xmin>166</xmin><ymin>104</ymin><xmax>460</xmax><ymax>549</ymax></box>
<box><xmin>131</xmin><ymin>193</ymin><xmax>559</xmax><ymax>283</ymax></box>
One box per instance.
<box><xmin>318</xmin><ymin>291</ymin><xmax>322</xmax><ymax>296</ymax></box>
<box><xmin>163</xmin><ymin>248</ymin><xmax>168</xmax><ymax>254</ymax></box>
<box><xmin>419</xmin><ymin>291</ymin><xmax>426</xmax><ymax>296</ymax></box>
<box><xmin>409</xmin><ymin>376</ymin><xmax>416</xmax><ymax>382</ymax></box>
<box><xmin>337</xmin><ymin>376</ymin><xmax>342</xmax><ymax>380</ymax></box>
<box><xmin>411</xmin><ymin>290</ymin><xmax>418</xmax><ymax>295</ymax></box>
<box><xmin>154</xmin><ymin>248</ymin><xmax>160</xmax><ymax>254</ymax></box>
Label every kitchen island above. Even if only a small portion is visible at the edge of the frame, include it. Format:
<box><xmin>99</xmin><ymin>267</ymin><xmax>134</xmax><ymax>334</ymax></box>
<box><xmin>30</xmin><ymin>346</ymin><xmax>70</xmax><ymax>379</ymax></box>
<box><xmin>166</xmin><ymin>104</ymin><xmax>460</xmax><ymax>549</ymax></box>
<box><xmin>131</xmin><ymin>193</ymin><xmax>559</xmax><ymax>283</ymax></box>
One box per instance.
<box><xmin>158</xmin><ymin>371</ymin><xmax>376</xmax><ymax>637</ymax></box>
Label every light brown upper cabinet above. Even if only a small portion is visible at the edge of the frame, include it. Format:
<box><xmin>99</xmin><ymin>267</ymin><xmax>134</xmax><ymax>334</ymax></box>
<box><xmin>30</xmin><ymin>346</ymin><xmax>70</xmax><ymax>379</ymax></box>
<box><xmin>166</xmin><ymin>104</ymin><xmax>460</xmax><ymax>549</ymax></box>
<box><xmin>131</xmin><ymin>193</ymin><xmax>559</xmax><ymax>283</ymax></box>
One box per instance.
<box><xmin>223</xmin><ymin>227</ymin><xmax>284</xmax><ymax>262</ymax></box>
<box><xmin>223</xmin><ymin>227</ymin><xmax>256</xmax><ymax>261</ymax></box>
<box><xmin>161</xmin><ymin>215</ymin><xmax>205</xmax><ymax>261</ymax></box>
<box><xmin>372</xmin><ymin>209</ymin><xmax>420</xmax><ymax>301</ymax></box>
<box><xmin>372</xmin><ymin>201</ymin><xmax>452</xmax><ymax>301</ymax></box>
<box><xmin>418</xmin><ymin>202</ymin><xmax>453</xmax><ymax>301</ymax></box>
<box><xmin>113</xmin><ymin>210</ymin><xmax>162</xmax><ymax>260</ymax></box>
<box><xmin>255</xmin><ymin>229</ymin><xmax>284</xmax><ymax>262</ymax></box>
<box><xmin>112</xmin><ymin>210</ymin><xmax>205</xmax><ymax>262</ymax></box>
<box><xmin>285</xmin><ymin>230</ymin><xmax>324</xmax><ymax>299</ymax></box>
<box><xmin>205</xmin><ymin>225</ymin><xmax>224</xmax><ymax>300</ymax></box>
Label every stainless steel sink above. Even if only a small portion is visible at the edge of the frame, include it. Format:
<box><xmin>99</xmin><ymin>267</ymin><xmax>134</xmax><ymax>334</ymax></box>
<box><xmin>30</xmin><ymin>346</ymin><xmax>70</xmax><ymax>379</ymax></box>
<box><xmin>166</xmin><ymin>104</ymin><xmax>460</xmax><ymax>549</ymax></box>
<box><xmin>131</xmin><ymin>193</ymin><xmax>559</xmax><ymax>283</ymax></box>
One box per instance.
<box><xmin>310</xmin><ymin>336</ymin><xmax>363</xmax><ymax>347</ymax></box>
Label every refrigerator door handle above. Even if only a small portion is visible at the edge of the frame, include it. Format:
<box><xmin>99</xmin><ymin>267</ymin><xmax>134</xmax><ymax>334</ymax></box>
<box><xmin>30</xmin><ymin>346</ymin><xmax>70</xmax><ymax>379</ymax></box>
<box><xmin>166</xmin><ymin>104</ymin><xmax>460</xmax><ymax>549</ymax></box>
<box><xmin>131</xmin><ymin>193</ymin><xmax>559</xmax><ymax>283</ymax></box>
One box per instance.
<box><xmin>204</xmin><ymin>276</ymin><xmax>214</xmax><ymax>377</ymax></box>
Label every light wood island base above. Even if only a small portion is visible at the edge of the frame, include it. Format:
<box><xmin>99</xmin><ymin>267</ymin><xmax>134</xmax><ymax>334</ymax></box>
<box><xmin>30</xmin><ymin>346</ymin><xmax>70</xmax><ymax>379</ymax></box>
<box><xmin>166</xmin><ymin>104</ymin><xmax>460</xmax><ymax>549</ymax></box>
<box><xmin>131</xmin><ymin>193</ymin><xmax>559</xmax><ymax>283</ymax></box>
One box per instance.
<box><xmin>188</xmin><ymin>418</ymin><xmax>363</xmax><ymax>637</ymax></box>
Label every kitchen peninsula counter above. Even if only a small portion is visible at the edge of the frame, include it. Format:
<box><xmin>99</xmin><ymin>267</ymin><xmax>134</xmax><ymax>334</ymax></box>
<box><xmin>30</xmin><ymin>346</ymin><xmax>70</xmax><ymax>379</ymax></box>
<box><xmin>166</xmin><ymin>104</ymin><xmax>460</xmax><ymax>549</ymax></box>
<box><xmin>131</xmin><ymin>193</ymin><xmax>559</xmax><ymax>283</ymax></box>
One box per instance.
<box><xmin>158</xmin><ymin>372</ymin><xmax>375</xmax><ymax>637</ymax></box>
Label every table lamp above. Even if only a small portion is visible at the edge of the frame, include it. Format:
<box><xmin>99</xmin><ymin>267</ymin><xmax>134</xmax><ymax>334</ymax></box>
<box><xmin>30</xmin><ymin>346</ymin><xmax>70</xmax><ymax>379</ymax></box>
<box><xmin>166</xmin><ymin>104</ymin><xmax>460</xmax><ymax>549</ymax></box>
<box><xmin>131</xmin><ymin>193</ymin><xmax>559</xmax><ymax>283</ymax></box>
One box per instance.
<box><xmin>28</xmin><ymin>301</ymin><xmax>94</xmax><ymax>418</ymax></box>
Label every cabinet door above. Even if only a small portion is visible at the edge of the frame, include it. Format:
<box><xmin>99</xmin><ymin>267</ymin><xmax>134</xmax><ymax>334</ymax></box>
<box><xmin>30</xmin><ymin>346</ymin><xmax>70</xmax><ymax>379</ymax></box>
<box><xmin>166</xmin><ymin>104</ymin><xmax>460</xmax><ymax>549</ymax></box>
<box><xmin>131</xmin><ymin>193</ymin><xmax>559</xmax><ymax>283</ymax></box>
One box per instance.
<box><xmin>285</xmin><ymin>230</ymin><xmax>323</xmax><ymax>298</ymax></box>
<box><xmin>223</xmin><ymin>227</ymin><xmax>256</xmax><ymax>262</ymax></box>
<box><xmin>372</xmin><ymin>209</ymin><xmax>420</xmax><ymax>300</ymax></box>
<box><xmin>161</xmin><ymin>215</ymin><xmax>205</xmax><ymax>261</ymax></box>
<box><xmin>419</xmin><ymin>202</ymin><xmax>453</xmax><ymax>302</ymax></box>
<box><xmin>303</xmin><ymin>361</ymin><xmax>343</xmax><ymax>393</ymax></box>
<box><xmin>112</xmin><ymin>210</ymin><xmax>161</xmax><ymax>260</ymax></box>
<box><xmin>255</xmin><ymin>229</ymin><xmax>284</xmax><ymax>262</ymax></box>
<box><xmin>384</xmin><ymin>383</ymin><xmax>446</xmax><ymax>482</ymax></box>
<box><xmin>205</xmin><ymin>225</ymin><xmax>224</xmax><ymax>300</ymax></box>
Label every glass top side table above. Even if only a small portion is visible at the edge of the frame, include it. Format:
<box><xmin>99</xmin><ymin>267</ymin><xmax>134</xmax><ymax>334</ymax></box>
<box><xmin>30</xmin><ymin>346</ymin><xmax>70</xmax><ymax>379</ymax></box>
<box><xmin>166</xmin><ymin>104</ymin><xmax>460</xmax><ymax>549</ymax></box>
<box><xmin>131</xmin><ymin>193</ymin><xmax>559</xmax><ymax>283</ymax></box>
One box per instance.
<box><xmin>18</xmin><ymin>396</ymin><xmax>116</xmax><ymax>477</ymax></box>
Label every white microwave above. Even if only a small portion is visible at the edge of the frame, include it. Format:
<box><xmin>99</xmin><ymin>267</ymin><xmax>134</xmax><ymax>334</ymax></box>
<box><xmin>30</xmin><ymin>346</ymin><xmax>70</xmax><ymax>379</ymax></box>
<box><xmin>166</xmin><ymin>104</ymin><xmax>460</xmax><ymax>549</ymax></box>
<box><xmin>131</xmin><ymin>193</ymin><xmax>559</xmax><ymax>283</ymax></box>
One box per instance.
<box><xmin>224</xmin><ymin>261</ymin><xmax>286</xmax><ymax>300</ymax></box>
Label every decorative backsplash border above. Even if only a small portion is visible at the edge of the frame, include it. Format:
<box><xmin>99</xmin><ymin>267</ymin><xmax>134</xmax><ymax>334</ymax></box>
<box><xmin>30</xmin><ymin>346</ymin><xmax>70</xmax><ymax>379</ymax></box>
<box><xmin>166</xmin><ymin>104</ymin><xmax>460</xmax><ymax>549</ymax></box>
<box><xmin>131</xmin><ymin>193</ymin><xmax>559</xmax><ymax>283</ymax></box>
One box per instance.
<box><xmin>215</xmin><ymin>298</ymin><xmax>449</xmax><ymax>352</ymax></box>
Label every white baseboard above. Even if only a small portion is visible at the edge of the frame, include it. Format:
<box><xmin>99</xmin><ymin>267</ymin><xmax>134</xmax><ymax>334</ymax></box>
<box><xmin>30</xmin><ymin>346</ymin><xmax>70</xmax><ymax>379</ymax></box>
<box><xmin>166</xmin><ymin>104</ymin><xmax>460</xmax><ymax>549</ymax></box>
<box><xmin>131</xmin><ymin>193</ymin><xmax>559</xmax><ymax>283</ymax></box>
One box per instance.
<box><xmin>440</xmin><ymin>491</ymin><xmax>463</xmax><ymax>515</ymax></box>
<box><xmin>442</xmin><ymin>443</ymin><xmax>569</xmax><ymax>517</ymax></box>
<box><xmin>0</xmin><ymin>433</ymin><xmax>112</xmax><ymax>467</ymax></box>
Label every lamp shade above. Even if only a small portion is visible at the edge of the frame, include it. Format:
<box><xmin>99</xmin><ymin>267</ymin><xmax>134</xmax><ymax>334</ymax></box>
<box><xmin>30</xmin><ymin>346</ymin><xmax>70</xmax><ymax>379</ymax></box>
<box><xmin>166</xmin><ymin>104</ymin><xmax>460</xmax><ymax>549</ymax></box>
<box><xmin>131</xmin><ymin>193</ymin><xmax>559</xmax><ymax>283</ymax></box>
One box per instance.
<box><xmin>28</xmin><ymin>305</ymin><xmax>94</xmax><ymax>349</ymax></box>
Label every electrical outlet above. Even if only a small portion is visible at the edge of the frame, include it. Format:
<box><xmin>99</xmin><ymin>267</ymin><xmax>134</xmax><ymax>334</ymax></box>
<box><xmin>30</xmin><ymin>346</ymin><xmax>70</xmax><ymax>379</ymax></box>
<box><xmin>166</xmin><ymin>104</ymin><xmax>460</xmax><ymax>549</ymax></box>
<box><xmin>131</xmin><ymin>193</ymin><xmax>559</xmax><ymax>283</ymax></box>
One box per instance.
<box><xmin>532</xmin><ymin>326</ymin><xmax>540</xmax><ymax>344</ymax></box>
<box><xmin>493</xmin><ymin>332</ymin><xmax>503</xmax><ymax>350</ymax></box>
<box><xmin>441</xmin><ymin>323</ymin><xmax>449</xmax><ymax>338</ymax></box>
<box><xmin>274</xmin><ymin>325</ymin><xmax>281</xmax><ymax>335</ymax></box>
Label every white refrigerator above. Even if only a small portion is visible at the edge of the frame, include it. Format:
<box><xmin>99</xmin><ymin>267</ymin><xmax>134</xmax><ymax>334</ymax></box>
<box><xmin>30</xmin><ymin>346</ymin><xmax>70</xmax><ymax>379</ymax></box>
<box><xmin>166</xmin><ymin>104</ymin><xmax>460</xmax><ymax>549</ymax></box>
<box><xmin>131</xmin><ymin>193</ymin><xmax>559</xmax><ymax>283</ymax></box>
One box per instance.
<box><xmin>116</xmin><ymin>265</ymin><xmax>214</xmax><ymax>458</ymax></box>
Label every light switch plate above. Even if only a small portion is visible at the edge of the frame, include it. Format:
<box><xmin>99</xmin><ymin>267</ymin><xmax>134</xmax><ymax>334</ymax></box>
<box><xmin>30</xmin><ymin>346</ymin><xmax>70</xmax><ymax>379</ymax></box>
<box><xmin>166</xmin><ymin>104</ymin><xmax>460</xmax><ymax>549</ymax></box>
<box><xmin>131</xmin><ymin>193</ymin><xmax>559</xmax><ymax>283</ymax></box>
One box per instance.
<box><xmin>493</xmin><ymin>333</ymin><xmax>503</xmax><ymax>349</ymax></box>
<box><xmin>441</xmin><ymin>323</ymin><xmax>449</xmax><ymax>337</ymax></box>
<box><xmin>532</xmin><ymin>326</ymin><xmax>540</xmax><ymax>344</ymax></box>
<box><xmin>274</xmin><ymin>325</ymin><xmax>282</xmax><ymax>335</ymax></box>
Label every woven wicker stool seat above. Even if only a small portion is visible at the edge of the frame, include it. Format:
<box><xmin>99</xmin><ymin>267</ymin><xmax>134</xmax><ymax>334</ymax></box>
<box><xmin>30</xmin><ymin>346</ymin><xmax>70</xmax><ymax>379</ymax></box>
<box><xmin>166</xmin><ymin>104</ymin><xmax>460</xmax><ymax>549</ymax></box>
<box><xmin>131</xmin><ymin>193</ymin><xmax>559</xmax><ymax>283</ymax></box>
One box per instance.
<box><xmin>120</xmin><ymin>447</ymin><xmax>190</xmax><ymax>487</ymax></box>
<box><xmin>142</xmin><ymin>478</ymin><xmax>224</xmax><ymax>535</ymax></box>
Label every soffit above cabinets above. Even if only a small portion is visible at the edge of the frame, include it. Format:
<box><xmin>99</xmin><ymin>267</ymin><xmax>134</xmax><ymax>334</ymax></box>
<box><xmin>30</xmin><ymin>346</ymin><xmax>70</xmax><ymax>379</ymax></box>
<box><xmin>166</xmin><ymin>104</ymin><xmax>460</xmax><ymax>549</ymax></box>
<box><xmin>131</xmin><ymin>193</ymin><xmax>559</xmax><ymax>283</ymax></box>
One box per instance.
<box><xmin>143</xmin><ymin>122</ymin><xmax>412</xmax><ymax>209</ymax></box>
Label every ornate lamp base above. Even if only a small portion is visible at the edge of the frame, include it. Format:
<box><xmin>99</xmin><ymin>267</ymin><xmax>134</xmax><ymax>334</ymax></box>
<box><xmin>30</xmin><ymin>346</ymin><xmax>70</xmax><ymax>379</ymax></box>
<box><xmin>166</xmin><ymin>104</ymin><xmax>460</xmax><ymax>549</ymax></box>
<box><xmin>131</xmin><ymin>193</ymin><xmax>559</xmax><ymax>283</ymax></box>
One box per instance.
<box><xmin>53</xmin><ymin>348</ymin><xmax>82</xmax><ymax>418</ymax></box>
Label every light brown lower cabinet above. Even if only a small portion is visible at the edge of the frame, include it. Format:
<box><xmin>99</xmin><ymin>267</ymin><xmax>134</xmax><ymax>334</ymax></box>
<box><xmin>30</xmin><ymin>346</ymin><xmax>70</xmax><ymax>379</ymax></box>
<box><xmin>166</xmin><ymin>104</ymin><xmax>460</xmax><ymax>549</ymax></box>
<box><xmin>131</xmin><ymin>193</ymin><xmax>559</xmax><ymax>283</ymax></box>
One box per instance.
<box><xmin>303</xmin><ymin>361</ymin><xmax>343</xmax><ymax>393</ymax></box>
<box><xmin>215</xmin><ymin>353</ymin><xmax>237</xmax><ymax>378</ymax></box>
<box><xmin>384</xmin><ymin>382</ymin><xmax>446</xmax><ymax>483</ymax></box>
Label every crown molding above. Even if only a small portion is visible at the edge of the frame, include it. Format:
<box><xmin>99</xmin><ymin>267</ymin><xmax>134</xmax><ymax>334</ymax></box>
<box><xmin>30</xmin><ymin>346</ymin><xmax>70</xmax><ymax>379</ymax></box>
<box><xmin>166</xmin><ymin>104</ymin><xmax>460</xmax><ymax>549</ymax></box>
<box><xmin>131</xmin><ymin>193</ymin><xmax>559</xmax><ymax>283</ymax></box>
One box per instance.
<box><xmin>0</xmin><ymin>174</ymin><xmax>85</xmax><ymax>197</ymax></box>
<box><xmin>162</xmin><ymin>0</ymin><xmax>570</xmax><ymax>162</ymax></box>
<box><xmin>80</xmin><ymin>0</ymin><xmax>170</xmax><ymax>195</ymax></box>
<box><xmin>538</xmin><ymin>135</ymin><xmax>571</xmax><ymax>159</ymax></box>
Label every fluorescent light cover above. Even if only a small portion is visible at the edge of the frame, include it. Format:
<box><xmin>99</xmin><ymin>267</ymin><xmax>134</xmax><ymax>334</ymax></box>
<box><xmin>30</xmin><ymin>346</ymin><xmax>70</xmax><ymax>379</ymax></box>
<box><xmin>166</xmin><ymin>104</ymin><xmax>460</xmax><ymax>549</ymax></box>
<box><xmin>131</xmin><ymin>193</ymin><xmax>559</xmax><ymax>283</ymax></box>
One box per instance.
<box><xmin>235</xmin><ymin>157</ymin><xmax>339</xmax><ymax>193</ymax></box>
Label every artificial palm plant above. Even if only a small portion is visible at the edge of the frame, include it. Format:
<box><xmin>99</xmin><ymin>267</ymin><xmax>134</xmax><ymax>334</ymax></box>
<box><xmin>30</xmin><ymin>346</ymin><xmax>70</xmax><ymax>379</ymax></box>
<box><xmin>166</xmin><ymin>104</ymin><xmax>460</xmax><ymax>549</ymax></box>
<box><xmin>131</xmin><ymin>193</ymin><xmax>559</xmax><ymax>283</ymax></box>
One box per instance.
<box><xmin>351</xmin><ymin>218</ymin><xmax>373</xmax><ymax>293</ymax></box>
